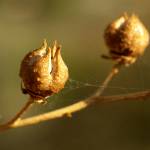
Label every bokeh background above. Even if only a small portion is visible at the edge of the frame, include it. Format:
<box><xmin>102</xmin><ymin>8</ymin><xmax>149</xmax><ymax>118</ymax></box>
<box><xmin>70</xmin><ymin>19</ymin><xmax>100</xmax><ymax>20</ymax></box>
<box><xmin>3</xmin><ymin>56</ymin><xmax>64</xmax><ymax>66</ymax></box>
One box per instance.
<box><xmin>0</xmin><ymin>0</ymin><xmax>150</xmax><ymax>150</ymax></box>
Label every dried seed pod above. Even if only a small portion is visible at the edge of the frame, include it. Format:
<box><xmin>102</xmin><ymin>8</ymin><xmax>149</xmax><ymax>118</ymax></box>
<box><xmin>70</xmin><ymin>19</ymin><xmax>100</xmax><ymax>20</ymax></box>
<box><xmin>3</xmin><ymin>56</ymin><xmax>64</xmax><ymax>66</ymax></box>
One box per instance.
<box><xmin>20</xmin><ymin>40</ymin><xmax>69</xmax><ymax>102</ymax></box>
<box><xmin>104</xmin><ymin>13</ymin><xmax>149</xmax><ymax>65</ymax></box>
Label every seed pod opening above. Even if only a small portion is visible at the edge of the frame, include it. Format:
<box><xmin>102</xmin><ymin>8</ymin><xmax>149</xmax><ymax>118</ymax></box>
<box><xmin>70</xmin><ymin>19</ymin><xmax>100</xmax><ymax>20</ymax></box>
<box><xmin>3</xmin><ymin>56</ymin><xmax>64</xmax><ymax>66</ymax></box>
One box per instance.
<box><xmin>104</xmin><ymin>13</ymin><xmax>149</xmax><ymax>65</ymax></box>
<box><xmin>20</xmin><ymin>40</ymin><xmax>69</xmax><ymax>101</ymax></box>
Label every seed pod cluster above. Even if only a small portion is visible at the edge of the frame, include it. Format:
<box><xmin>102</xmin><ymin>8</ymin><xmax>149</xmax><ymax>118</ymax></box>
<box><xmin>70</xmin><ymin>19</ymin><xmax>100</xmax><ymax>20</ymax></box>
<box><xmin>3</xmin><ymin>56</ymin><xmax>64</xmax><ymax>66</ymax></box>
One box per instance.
<box><xmin>104</xmin><ymin>13</ymin><xmax>149</xmax><ymax>65</ymax></box>
<box><xmin>20</xmin><ymin>40</ymin><xmax>69</xmax><ymax>101</ymax></box>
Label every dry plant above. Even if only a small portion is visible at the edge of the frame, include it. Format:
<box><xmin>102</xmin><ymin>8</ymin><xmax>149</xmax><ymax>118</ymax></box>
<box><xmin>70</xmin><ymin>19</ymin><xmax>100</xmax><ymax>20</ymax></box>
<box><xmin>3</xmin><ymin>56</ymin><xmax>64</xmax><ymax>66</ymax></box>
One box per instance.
<box><xmin>0</xmin><ymin>13</ymin><xmax>150</xmax><ymax>132</ymax></box>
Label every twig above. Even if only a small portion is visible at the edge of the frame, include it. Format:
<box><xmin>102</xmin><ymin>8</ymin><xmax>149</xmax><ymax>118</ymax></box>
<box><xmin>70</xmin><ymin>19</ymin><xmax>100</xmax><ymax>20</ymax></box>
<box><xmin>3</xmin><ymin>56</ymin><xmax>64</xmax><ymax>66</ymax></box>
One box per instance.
<box><xmin>94</xmin><ymin>63</ymin><xmax>121</xmax><ymax>97</ymax></box>
<box><xmin>0</xmin><ymin>63</ymin><xmax>120</xmax><ymax>131</ymax></box>
<box><xmin>0</xmin><ymin>97</ymin><xmax>34</xmax><ymax>131</ymax></box>
<box><xmin>2</xmin><ymin>90</ymin><xmax>150</xmax><ymax>130</ymax></box>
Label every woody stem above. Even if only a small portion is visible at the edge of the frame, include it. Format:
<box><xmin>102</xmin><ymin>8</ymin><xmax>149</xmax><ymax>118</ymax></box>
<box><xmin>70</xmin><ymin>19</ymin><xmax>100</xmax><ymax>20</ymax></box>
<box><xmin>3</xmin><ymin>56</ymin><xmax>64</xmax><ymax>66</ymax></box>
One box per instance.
<box><xmin>94</xmin><ymin>63</ymin><xmax>122</xmax><ymax>97</ymax></box>
<box><xmin>0</xmin><ymin>97</ymin><xmax>34</xmax><ymax>130</ymax></box>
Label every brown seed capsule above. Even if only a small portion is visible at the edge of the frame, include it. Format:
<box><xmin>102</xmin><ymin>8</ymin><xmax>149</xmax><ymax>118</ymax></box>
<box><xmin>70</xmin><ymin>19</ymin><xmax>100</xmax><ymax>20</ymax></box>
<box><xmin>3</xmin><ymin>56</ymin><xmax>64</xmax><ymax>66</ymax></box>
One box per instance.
<box><xmin>20</xmin><ymin>40</ymin><xmax>69</xmax><ymax>101</ymax></box>
<box><xmin>104</xmin><ymin>13</ymin><xmax>149</xmax><ymax>65</ymax></box>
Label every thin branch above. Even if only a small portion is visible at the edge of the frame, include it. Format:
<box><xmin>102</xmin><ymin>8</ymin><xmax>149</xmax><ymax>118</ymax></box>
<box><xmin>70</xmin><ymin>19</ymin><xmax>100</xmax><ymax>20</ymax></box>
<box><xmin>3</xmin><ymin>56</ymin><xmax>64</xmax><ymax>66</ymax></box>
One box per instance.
<box><xmin>1</xmin><ymin>63</ymin><xmax>148</xmax><ymax>132</ymax></box>
<box><xmin>0</xmin><ymin>63</ymin><xmax>121</xmax><ymax>131</ymax></box>
<box><xmin>0</xmin><ymin>97</ymin><xmax>34</xmax><ymax>131</ymax></box>
<box><xmin>2</xmin><ymin>90</ymin><xmax>150</xmax><ymax>130</ymax></box>
<box><xmin>94</xmin><ymin>63</ymin><xmax>121</xmax><ymax>96</ymax></box>
<box><xmin>8</xmin><ymin>98</ymin><xmax>34</xmax><ymax>124</ymax></box>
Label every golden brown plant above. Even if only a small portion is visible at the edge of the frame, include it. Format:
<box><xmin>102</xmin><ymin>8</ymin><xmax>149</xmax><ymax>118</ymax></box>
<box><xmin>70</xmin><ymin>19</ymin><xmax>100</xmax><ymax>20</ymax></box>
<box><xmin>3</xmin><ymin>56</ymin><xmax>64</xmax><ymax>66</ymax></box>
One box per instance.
<box><xmin>0</xmin><ymin>13</ymin><xmax>150</xmax><ymax>132</ymax></box>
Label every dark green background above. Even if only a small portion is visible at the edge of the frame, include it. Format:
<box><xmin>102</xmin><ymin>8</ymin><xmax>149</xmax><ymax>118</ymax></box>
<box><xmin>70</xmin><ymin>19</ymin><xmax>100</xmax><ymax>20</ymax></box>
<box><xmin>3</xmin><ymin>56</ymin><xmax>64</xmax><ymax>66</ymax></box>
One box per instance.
<box><xmin>0</xmin><ymin>0</ymin><xmax>150</xmax><ymax>150</ymax></box>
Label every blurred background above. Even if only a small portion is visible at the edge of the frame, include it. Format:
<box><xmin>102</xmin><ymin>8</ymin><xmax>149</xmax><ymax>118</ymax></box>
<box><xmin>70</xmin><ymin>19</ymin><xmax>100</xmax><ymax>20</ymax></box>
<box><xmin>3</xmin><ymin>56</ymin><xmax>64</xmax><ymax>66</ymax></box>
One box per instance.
<box><xmin>0</xmin><ymin>0</ymin><xmax>150</xmax><ymax>149</ymax></box>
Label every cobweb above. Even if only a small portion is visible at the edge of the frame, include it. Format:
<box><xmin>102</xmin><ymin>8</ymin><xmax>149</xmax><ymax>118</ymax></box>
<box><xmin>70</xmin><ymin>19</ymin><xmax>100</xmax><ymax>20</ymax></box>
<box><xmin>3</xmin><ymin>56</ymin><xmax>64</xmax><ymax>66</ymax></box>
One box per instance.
<box><xmin>66</xmin><ymin>78</ymin><xmax>139</xmax><ymax>93</ymax></box>
<box><xmin>0</xmin><ymin>57</ymin><xmax>148</xmax><ymax>120</ymax></box>
<box><xmin>46</xmin><ymin>55</ymin><xmax>150</xmax><ymax>109</ymax></box>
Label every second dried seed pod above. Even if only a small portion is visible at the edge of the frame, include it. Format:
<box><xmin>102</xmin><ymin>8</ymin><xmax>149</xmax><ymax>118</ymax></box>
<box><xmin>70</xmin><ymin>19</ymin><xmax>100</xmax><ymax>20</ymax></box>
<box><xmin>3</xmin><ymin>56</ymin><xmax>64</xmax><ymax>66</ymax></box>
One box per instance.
<box><xmin>104</xmin><ymin>13</ymin><xmax>149</xmax><ymax>65</ymax></box>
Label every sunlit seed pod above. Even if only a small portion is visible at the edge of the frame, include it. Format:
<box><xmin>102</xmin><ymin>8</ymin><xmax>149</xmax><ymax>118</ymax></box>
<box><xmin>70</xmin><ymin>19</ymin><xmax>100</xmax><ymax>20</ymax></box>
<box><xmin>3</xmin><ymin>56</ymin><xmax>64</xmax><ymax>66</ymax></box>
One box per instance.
<box><xmin>20</xmin><ymin>40</ymin><xmax>69</xmax><ymax>102</ymax></box>
<box><xmin>104</xmin><ymin>13</ymin><xmax>149</xmax><ymax>65</ymax></box>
